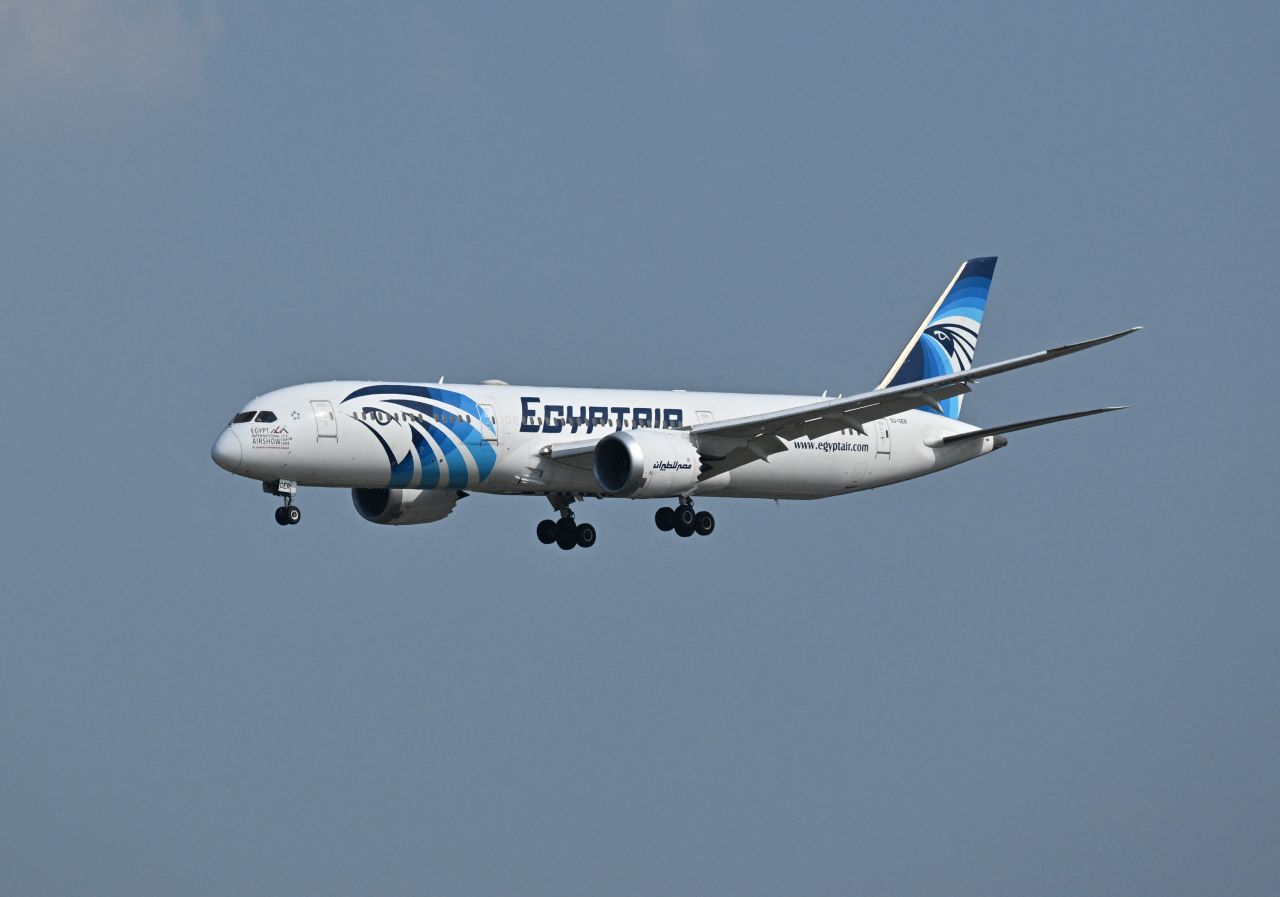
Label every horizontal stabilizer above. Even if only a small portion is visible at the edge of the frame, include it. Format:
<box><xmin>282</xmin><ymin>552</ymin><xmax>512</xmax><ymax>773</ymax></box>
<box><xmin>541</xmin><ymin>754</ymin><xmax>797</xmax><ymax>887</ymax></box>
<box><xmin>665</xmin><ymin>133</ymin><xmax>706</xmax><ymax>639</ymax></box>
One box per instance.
<box><xmin>938</xmin><ymin>406</ymin><xmax>1127</xmax><ymax>446</ymax></box>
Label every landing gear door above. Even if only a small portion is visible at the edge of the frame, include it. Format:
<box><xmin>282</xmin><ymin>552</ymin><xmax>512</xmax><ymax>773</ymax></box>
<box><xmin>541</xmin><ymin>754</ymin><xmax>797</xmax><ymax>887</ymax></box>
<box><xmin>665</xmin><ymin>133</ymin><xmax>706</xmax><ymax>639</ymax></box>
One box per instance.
<box><xmin>312</xmin><ymin>400</ymin><xmax>338</xmax><ymax>441</ymax></box>
<box><xmin>848</xmin><ymin>461</ymin><xmax>870</xmax><ymax>489</ymax></box>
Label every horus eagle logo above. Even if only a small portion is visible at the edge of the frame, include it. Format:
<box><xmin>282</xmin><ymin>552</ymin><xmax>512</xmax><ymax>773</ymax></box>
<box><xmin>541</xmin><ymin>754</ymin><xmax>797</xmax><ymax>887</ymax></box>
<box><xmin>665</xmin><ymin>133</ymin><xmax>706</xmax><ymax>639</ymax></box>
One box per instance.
<box><xmin>927</xmin><ymin>321</ymin><xmax>980</xmax><ymax>370</ymax></box>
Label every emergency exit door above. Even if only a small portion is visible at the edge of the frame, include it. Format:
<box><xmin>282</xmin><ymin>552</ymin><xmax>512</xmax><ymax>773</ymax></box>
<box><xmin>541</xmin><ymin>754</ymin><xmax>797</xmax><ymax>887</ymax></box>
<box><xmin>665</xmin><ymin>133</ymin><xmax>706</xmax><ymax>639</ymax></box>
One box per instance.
<box><xmin>875</xmin><ymin>419</ymin><xmax>891</xmax><ymax>457</ymax></box>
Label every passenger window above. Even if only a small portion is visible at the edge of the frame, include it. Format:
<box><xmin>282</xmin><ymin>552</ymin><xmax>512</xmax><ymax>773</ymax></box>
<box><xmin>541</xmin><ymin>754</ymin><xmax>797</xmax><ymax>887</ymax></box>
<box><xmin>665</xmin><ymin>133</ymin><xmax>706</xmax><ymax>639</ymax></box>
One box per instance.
<box><xmin>255</xmin><ymin>411</ymin><xmax>277</xmax><ymax>423</ymax></box>
<box><xmin>231</xmin><ymin>411</ymin><xmax>256</xmax><ymax>424</ymax></box>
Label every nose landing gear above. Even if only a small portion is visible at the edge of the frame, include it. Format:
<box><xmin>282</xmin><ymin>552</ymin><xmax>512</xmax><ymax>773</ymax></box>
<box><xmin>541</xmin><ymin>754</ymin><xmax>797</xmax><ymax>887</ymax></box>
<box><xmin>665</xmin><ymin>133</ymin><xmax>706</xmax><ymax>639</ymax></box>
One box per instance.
<box><xmin>265</xmin><ymin>479</ymin><xmax>301</xmax><ymax>526</ymax></box>
<box><xmin>656</xmin><ymin>499</ymin><xmax>714</xmax><ymax>538</ymax></box>
<box><xmin>536</xmin><ymin>494</ymin><xmax>596</xmax><ymax>550</ymax></box>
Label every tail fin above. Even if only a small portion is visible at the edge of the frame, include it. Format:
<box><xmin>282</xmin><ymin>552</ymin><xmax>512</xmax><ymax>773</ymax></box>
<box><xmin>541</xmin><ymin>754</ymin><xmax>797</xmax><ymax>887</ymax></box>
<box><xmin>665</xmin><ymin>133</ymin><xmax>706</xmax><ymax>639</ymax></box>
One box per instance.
<box><xmin>878</xmin><ymin>256</ymin><xmax>997</xmax><ymax>418</ymax></box>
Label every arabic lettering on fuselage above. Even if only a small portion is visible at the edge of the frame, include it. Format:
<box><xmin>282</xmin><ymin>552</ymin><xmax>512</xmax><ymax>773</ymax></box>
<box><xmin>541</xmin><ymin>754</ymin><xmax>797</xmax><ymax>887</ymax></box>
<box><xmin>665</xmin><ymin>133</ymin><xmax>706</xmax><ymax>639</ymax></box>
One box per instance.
<box><xmin>519</xmin><ymin>396</ymin><xmax>684</xmax><ymax>434</ymax></box>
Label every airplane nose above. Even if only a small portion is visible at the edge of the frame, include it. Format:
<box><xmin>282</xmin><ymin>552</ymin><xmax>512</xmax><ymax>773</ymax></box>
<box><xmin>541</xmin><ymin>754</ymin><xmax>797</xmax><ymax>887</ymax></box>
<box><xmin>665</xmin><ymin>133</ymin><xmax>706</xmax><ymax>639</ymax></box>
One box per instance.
<box><xmin>212</xmin><ymin>429</ymin><xmax>243</xmax><ymax>472</ymax></box>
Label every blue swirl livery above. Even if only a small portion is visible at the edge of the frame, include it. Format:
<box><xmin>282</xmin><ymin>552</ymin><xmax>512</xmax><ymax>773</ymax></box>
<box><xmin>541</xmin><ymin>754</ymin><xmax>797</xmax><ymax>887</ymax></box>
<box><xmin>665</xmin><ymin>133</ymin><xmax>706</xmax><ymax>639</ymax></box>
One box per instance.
<box><xmin>879</xmin><ymin>256</ymin><xmax>996</xmax><ymax>418</ymax></box>
<box><xmin>340</xmin><ymin>384</ymin><xmax>498</xmax><ymax>488</ymax></box>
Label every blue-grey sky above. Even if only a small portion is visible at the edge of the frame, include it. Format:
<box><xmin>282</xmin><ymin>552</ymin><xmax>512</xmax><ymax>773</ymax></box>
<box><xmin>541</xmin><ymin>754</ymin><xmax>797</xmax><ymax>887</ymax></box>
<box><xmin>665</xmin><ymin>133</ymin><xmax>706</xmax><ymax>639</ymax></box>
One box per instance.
<box><xmin>2</xmin><ymin>2</ymin><xmax>1276</xmax><ymax>895</ymax></box>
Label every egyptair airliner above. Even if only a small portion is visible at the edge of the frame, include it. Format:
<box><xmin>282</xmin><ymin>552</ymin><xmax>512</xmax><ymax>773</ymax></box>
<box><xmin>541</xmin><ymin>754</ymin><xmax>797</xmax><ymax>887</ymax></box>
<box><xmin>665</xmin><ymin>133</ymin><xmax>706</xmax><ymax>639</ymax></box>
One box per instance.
<box><xmin>211</xmin><ymin>257</ymin><xmax>1139</xmax><ymax>549</ymax></box>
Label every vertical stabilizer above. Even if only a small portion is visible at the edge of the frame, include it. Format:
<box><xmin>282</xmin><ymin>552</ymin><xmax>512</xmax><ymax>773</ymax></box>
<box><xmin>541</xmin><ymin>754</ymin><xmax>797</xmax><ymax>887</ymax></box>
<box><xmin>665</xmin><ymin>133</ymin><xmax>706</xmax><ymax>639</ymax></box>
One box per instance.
<box><xmin>878</xmin><ymin>256</ymin><xmax>996</xmax><ymax>418</ymax></box>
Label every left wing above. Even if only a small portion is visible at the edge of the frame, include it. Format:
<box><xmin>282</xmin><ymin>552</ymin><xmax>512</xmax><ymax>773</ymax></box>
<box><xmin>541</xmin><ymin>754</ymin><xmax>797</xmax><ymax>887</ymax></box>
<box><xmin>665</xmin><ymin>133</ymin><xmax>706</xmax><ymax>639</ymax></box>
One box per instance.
<box><xmin>535</xmin><ymin>326</ymin><xmax>1140</xmax><ymax>479</ymax></box>
<box><xmin>691</xmin><ymin>326</ymin><xmax>1140</xmax><ymax>478</ymax></box>
<box><xmin>537</xmin><ymin>436</ymin><xmax>600</xmax><ymax>470</ymax></box>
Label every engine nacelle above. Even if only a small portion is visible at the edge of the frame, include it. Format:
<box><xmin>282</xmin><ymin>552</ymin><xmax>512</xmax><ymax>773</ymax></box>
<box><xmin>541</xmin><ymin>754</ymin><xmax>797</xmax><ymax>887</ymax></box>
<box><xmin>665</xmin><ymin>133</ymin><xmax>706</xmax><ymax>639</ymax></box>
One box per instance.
<box><xmin>592</xmin><ymin>429</ymin><xmax>701</xmax><ymax>498</ymax></box>
<box><xmin>352</xmin><ymin>488</ymin><xmax>461</xmax><ymax>525</ymax></box>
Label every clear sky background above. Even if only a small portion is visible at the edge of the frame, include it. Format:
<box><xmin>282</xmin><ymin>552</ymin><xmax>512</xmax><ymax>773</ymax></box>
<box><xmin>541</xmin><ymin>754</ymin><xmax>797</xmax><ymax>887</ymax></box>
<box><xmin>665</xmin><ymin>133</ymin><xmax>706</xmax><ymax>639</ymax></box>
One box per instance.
<box><xmin>1</xmin><ymin>2</ymin><xmax>1276</xmax><ymax>895</ymax></box>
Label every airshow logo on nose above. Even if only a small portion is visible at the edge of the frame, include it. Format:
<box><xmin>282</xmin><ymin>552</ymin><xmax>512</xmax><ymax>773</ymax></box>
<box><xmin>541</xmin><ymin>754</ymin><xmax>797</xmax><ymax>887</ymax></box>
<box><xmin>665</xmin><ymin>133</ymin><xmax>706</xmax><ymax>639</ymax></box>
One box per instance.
<box><xmin>250</xmin><ymin>425</ymin><xmax>291</xmax><ymax>449</ymax></box>
<box><xmin>341</xmin><ymin>384</ymin><xmax>497</xmax><ymax>489</ymax></box>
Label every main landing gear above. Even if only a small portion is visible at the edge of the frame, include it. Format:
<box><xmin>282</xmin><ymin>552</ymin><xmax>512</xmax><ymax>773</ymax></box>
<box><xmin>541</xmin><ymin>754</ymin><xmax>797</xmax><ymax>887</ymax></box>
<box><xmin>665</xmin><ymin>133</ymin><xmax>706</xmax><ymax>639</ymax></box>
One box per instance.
<box><xmin>265</xmin><ymin>479</ymin><xmax>301</xmax><ymax>526</ymax></box>
<box><xmin>655</xmin><ymin>499</ymin><xmax>715</xmax><ymax>538</ymax></box>
<box><xmin>536</xmin><ymin>494</ymin><xmax>596</xmax><ymax>551</ymax></box>
<box><xmin>534</xmin><ymin>495</ymin><xmax>716</xmax><ymax>549</ymax></box>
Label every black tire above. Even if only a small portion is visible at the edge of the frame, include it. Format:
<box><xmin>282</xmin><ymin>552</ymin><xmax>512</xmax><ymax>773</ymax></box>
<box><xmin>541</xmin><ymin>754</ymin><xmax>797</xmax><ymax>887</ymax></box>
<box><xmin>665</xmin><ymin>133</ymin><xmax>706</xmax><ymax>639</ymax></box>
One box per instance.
<box><xmin>575</xmin><ymin>522</ymin><xmax>597</xmax><ymax>548</ymax></box>
<box><xmin>674</xmin><ymin>520</ymin><xmax>695</xmax><ymax>538</ymax></box>
<box><xmin>274</xmin><ymin>507</ymin><xmax>290</xmax><ymax>526</ymax></box>
<box><xmin>286</xmin><ymin>505</ymin><xmax>301</xmax><ymax>525</ymax></box>
<box><xmin>655</xmin><ymin>506</ymin><xmax>675</xmax><ymax>531</ymax></box>
<box><xmin>674</xmin><ymin>505</ymin><xmax>696</xmax><ymax>529</ymax></box>
<box><xmin>536</xmin><ymin>519</ymin><xmax>557</xmax><ymax>544</ymax></box>
<box><xmin>694</xmin><ymin>511</ymin><xmax>715</xmax><ymax>536</ymax></box>
<box><xmin>556</xmin><ymin>530</ymin><xmax>577</xmax><ymax>550</ymax></box>
<box><xmin>554</xmin><ymin>517</ymin><xmax>576</xmax><ymax>541</ymax></box>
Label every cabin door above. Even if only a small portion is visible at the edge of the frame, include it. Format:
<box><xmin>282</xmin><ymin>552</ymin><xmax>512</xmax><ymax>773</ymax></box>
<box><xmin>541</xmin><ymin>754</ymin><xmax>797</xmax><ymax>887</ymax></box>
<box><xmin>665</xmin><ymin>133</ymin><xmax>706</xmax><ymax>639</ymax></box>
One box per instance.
<box><xmin>312</xmin><ymin>400</ymin><xmax>338</xmax><ymax>441</ymax></box>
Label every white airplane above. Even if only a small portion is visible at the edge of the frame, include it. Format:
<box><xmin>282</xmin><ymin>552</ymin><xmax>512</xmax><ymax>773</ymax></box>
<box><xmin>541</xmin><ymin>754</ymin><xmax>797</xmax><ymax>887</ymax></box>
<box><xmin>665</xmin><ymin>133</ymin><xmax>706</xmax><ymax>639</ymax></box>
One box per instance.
<box><xmin>211</xmin><ymin>257</ymin><xmax>1138</xmax><ymax>549</ymax></box>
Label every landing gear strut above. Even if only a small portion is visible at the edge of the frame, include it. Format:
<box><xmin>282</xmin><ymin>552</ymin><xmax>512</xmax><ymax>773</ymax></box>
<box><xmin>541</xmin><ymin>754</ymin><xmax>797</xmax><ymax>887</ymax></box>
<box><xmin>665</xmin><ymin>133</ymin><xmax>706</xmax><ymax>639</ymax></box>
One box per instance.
<box><xmin>536</xmin><ymin>494</ymin><xmax>596</xmax><ymax>550</ymax></box>
<box><xmin>265</xmin><ymin>479</ymin><xmax>301</xmax><ymax>526</ymax></box>
<box><xmin>656</xmin><ymin>498</ymin><xmax>714</xmax><ymax>538</ymax></box>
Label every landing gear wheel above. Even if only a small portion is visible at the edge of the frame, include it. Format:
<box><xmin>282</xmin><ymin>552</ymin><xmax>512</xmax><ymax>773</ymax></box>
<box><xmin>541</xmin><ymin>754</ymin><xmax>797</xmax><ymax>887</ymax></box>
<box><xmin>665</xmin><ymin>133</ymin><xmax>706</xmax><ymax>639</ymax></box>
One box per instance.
<box><xmin>284</xmin><ymin>505</ymin><xmax>301</xmax><ymax>525</ymax></box>
<box><xmin>694</xmin><ymin>511</ymin><xmax>715</xmax><ymax>536</ymax></box>
<box><xmin>655</xmin><ymin>507</ymin><xmax>675</xmax><ymax>532</ymax></box>
<box><xmin>554</xmin><ymin>515</ymin><xmax>577</xmax><ymax>550</ymax></box>
<box><xmin>536</xmin><ymin>519</ymin><xmax>557</xmax><ymax>544</ymax></box>
<box><xmin>674</xmin><ymin>505</ymin><xmax>696</xmax><ymax>529</ymax></box>
<box><xmin>575</xmin><ymin>522</ymin><xmax>597</xmax><ymax>548</ymax></box>
<box><xmin>274</xmin><ymin>507</ymin><xmax>290</xmax><ymax>526</ymax></box>
<box><xmin>674</xmin><ymin>519</ymin><xmax>695</xmax><ymax>538</ymax></box>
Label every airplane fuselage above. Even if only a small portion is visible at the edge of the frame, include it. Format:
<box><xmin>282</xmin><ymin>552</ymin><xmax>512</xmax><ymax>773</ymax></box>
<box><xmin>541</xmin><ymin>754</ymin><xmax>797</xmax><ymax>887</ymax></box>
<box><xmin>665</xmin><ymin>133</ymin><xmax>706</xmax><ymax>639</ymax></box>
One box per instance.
<box><xmin>211</xmin><ymin>380</ymin><xmax>1000</xmax><ymax>501</ymax></box>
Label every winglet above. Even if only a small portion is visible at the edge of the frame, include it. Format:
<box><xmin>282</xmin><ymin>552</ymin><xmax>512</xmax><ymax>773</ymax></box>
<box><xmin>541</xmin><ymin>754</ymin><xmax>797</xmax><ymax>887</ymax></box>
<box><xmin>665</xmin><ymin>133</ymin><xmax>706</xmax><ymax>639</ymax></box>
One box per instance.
<box><xmin>1043</xmin><ymin>326</ymin><xmax>1142</xmax><ymax>360</ymax></box>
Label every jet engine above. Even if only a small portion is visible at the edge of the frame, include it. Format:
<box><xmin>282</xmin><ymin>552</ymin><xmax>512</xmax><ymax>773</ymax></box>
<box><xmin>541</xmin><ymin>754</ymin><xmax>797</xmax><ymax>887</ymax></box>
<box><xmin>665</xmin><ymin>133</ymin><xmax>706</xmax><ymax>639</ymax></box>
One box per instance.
<box><xmin>352</xmin><ymin>488</ymin><xmax>462</xmax><ymax>525</ymax></box>
<box><xmin>592</xmin><ymin>430</ymin><xmax>701</xmax><ymax>498</ymax></box>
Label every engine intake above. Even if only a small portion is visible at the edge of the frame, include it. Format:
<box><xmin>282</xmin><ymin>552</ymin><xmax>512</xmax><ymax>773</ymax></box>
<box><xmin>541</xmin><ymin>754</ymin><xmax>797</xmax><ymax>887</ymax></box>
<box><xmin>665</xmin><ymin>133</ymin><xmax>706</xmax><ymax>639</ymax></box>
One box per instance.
<box><xmin>352</xmin><ymin>488</ymin><xmax>462</xmax><ymax>525</ymax></box>
<box><xmin>592</xmin><ymin>430</ymin><xmax>701</xmax><ymax>498</ymax></box>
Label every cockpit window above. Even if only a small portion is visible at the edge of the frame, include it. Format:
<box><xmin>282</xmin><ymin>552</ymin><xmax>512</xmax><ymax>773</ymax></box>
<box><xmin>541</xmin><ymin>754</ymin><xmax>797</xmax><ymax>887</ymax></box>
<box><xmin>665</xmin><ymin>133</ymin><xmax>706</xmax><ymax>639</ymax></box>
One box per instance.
<box><xmin>231</xmin><ymin>411</ymin><xmax>256</xmax><ymax>424</ymax></box>
<box><xmin>255</xmin><ymin>411</ymin><xmax>278</xmax><ymax>423</ymax></box>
